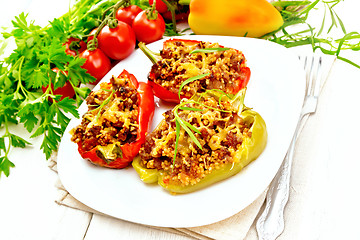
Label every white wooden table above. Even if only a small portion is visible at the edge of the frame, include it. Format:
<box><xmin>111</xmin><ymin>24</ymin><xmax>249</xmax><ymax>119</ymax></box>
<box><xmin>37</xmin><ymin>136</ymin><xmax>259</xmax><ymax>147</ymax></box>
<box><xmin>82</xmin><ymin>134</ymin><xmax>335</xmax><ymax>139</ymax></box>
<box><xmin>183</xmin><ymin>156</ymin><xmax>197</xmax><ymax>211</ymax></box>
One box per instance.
<box><xmin>1</xmin><ymin>1</ymin><xmax>360</xmax><ymax>239</ymax></box>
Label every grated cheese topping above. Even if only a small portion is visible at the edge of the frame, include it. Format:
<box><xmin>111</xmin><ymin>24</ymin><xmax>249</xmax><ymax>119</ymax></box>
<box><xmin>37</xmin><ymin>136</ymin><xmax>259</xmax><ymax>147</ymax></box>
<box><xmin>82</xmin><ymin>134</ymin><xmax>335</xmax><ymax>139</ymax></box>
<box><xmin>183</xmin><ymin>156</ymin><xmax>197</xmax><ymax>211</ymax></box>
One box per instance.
<box><xmin>139</xmin><ymin>96</ymin><xmax>253</xmax><ymax>187</ymax></box>
<box><xmin>150</xmin><ymin>40</ymin><xmax>248</xmax><ymax>98</ymax></box>
<box><xmin>71</xmin><ymin>75</ymin><xmax>139</xmax><ymax>157</ymax></box>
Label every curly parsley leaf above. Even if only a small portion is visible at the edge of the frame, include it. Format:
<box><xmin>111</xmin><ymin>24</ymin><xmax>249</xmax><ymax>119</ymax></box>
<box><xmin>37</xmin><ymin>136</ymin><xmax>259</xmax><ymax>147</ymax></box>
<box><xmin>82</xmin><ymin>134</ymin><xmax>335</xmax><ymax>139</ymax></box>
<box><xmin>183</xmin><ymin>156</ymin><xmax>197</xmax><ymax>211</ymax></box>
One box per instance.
<box><xmin>0</xmin><ymin>157</ymin><xmax>15</xmax><ymax>178</ymax></box>
<box><xmin>10</xmin><ymin>133</ymin><xmax>31</xmax><ymax>148</ymax></box>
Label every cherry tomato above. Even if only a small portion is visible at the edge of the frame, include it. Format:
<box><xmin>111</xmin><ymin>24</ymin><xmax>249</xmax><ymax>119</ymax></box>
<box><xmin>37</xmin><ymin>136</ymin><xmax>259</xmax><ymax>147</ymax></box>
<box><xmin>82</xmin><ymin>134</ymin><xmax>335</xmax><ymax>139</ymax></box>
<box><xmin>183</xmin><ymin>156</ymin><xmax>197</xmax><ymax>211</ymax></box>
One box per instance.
<box><xmin>149</xmin><ymin>0</ymin><xmax>168</xmax><ymax>13</ymax></box>
<box><xmin>42</xmin><ymin>68</ymin><xmax>75</xmax><ymax>100</ymax></box>
<box><xmin>79</xmin><ymin>48</ymin><xmax>111</xmax><ymax>85</ymax></box>
<box><xmin>116</xmin><ymin>5</ymin><xmax>142</xmax><ymax>26</ymax></box>
<box><xmin>97</xmin><ymin>22</ymin><xmax>136</xmax><ymax>60</ymax></box>
<box><xmin>64</xmin><ymin>37</ymin><xmax>87</xmax><ymax>56</ymax></box>
<box><xmin>132</xmin><ymin>10</ymin><xmax>166</xmax><ymax>44</ymax></box>
<box><xmin>87</xmin><ymin>28</ymin><xmax>97</xmax><ymax>44</ymax></box>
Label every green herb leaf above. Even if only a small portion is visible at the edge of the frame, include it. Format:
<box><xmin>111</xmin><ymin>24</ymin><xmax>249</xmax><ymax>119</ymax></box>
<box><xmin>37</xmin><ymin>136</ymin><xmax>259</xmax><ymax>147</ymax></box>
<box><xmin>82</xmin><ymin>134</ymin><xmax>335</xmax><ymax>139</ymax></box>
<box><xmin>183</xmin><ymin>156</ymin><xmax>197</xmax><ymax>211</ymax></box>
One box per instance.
<box><xmin>178</xmin><ymin>119</ymin><xmax>202</xmax><ymax>150</ymax></box>
<box><xmin>183</xmin><ymin>120</ymin><xmax>201</xmax><ymax>134</ymax></box>
<box><xmin>173</xmin><ymin>120</ymin><xmax>180</xmax><ymax>166</ymax></box>
<box><xmin>178</xmin><ymin>106</ymin><xmax>203</xmax><ymax>112</ymax></box>
<box><xmin>267</xmin><ymin>0</ymin><xmax>360</xmax><ymax>69</ymax></box>
<box><xmin>173</xmin><ymin>103</ymin><xmax>203</xmax><ymax>153</ymax></box>
<box><xmin>189</xmin><ymin>48</ymin><xmax>230</xmax><ymax>54</ymax></box>
<box><xmin>0</xmin><ymin>157</ymin><xmax>15</xmax><ymax>178</ymax></box>
<box><xmin>178</xmin><ymin>73</ymin><xmax>210</xmax><ymax>99</ymax></box>
<box><xmin>10</xmin><ymin>134</ymin><xmax>31</xmax><ymax>148</ymax></box>
<box><xmin>57</xmin><ymin>97</ymin><xmax>79</xmax><ymax>119</ymax></box>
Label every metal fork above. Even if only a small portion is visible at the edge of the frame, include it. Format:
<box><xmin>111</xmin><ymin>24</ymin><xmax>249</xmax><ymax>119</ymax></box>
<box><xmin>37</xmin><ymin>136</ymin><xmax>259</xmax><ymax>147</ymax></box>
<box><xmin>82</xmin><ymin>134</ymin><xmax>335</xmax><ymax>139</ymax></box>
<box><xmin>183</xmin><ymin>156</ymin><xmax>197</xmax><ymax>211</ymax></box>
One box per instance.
<box><xmin>256</xmin><ymin>55</ymin><xmax>323</xmax><ymax>240</ymax></box>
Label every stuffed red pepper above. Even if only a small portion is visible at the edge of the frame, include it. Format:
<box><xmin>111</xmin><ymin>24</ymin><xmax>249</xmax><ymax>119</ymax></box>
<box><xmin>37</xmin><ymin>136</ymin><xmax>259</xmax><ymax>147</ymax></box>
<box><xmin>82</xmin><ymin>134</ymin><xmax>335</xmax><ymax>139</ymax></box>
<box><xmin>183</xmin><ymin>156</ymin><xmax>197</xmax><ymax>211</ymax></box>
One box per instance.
<box><xmin>139</xmin><ymin>39</ymin><xmax>251</xmax><ymax>103</ymax></box>
<box><xmin>70</xmin><ymin>69</ymin><xmax>155</xmax><ymax>169</ymax></box>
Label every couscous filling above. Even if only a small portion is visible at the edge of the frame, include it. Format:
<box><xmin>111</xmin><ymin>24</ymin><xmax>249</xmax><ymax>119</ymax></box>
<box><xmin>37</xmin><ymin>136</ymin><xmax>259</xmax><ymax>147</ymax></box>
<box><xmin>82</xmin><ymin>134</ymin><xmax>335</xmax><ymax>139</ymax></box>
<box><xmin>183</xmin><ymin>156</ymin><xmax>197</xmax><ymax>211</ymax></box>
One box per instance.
<box><xmin>138</xmin><ymin>95</ymin><xmax>253</xmax><ymax>186</ymax></box>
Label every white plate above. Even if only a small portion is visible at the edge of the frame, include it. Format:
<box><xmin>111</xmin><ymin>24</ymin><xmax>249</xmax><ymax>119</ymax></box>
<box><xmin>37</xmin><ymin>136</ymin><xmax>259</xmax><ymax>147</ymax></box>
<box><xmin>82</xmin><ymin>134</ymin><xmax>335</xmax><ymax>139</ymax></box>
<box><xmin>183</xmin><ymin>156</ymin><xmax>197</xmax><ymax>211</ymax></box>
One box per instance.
<box><xmin>57</xmin><ymin>35</ymin><xmax>305</xmax><ymax>228</ymax></box>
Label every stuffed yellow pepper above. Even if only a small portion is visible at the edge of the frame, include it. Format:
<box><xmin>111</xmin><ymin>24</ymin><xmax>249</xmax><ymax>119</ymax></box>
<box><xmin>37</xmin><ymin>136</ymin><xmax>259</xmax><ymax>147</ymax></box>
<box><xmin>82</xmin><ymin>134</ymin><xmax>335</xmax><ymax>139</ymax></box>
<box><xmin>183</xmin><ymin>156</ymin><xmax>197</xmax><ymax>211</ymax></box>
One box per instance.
<box><xmin>133</xmin><ymin>89</ymin><xmax>267</xmax><ymax>193</ymax></box>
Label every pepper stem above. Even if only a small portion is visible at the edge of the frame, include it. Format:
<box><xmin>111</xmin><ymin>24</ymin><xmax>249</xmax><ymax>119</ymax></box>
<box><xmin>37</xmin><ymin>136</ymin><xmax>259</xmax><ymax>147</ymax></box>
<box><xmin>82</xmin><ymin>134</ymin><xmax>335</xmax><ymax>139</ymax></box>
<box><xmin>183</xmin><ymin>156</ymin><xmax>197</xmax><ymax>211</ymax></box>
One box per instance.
<box><xmin>138</xmin><ymin>42</ymin><xmax>162</xmax><ymax>64</ymax></box>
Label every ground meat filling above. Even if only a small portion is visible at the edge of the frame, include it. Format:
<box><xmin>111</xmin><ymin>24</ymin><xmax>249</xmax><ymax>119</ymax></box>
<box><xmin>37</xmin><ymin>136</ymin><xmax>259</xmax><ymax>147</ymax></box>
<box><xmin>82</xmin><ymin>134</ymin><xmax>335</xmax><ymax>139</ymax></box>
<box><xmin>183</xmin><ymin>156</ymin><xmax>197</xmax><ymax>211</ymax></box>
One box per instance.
<box><xmin>71</xmin><ymin>76</ymin><xmax>139</xmax><ymax>153</ymax></box>
<box><xmin>150</xmin><ymin>40</ymin><xmax>248</xmax><ymax>98</ymax></box>
<box><xmin>138</xmin><ymin>97</ymin><xmax>253</xmax><ymax>187</ymax></box>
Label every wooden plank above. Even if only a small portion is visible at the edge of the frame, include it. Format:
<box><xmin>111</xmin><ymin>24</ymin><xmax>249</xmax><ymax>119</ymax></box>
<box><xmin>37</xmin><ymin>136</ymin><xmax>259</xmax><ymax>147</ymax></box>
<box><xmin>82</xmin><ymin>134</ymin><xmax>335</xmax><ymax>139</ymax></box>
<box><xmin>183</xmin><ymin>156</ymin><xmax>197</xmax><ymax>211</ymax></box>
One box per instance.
<box><xmin>84</xmin><ymin>214</ymin><xmax>195</xmax><ymax>240</ymax></box>
<box><xmin>53</xmin><ymin>207</ymin><xmax>93</xmax><ymax>240</ymax></box>
<box><xmin>0</xmin><ymin>126</ymin><xmax>91</xmax><ymax>240</ymax></box>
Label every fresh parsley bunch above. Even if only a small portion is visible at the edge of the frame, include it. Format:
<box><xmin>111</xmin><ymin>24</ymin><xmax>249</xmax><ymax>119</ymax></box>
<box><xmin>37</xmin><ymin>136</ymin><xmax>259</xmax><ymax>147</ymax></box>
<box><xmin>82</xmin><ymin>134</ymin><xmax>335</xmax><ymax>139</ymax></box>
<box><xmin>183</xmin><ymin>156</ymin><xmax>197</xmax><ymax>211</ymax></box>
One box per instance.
<box><xmin>0</xmin><ymin>0</ymin><xmax>121</xmax><ymax>177</ymax></box>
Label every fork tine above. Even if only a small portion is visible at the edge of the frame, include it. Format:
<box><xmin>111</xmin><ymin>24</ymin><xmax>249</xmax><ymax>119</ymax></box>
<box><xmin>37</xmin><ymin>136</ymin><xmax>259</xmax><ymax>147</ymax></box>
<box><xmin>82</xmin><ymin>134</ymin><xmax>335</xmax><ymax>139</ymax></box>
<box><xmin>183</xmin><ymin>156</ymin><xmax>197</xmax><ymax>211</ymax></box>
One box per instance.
<box><xmin>312</xmin><ymin>56</ymin><xmax>322</xmax><ymax>97</ymax></box>
<box><xmin>305</xmin><ymin>56</ymin><xmax>315</xmax><ymax>97</ymax></box>
<box><xmin>301</xmin><ymin>55</ymin><xmax>312</xmax><ymax>98</ymax></box>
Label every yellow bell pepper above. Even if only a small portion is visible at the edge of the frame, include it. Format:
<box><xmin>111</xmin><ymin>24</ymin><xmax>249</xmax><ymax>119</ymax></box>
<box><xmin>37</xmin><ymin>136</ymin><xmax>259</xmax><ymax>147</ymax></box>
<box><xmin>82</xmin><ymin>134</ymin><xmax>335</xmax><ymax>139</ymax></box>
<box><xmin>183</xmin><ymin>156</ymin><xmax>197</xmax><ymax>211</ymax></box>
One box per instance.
<box><xmin>188</xmin><ymin>0</ymin><xmax>284</xmax><ymax>38</ymax></box>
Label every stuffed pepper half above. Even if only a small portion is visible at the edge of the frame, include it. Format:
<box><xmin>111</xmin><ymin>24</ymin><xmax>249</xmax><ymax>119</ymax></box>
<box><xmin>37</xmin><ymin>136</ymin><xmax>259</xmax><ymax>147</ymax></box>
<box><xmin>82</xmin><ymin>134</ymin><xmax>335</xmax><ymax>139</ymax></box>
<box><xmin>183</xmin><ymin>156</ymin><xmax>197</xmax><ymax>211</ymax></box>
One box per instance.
<box><xmin>132</xmin><ymin>89</ymin><xmax>267</xmax><ymax>193</ymax></box>
<box><xmin>71</xmin><ymin>70</ymin><xmax>155</xmax><ymax>169</ymax></box>
<box><xmin>139</xmin><ymin>39</ymin><xmax>251</xmax><ymax>103</ymax></box>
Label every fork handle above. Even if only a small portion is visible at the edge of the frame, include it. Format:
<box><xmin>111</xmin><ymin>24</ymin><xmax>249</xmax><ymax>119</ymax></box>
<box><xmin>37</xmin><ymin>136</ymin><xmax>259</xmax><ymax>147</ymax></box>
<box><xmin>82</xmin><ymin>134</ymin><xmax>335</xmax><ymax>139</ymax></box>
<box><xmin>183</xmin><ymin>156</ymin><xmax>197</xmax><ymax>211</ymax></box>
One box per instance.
<box><xmin>256</xmin><ymin>114</ymin><xmax>305</xmax><ymax>240</ymax></box>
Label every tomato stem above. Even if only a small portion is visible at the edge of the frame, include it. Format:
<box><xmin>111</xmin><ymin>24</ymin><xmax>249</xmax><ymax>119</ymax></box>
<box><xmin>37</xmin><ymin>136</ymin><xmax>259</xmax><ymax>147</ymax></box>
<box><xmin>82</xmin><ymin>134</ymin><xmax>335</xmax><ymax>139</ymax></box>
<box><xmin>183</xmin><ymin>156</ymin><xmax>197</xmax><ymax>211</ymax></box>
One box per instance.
<box><xmin>89</xmin><ymin>0</ymin><xmax>131</xmax><ymax>50</ymax></box>
<box><xmin>108</xmin><ymin>18</ymin><xmax>118</xmax><ymax>28</ymax></box>
<box><xmin>87</xmin><ymin>37</ymin><xmax>99</xmax><ymax>51</ymax></box>
<box><xmin>147</xmin><ymin>0</ymin><xmax>159</xmax><ymax>20</ymax></box>
<box><xmin>161</xmin><ymin>0</ymin><xmax>177</xmax><ymax>32</ymax></box>
<box><xmin>113</xmin><ymin>0</ymin><xmax>131</xmax><ymax>14</ymax></box>
<box><xmin>68</xmin><ymin>40</ymin><xmax>82</xmax><ymax>55</ymax></box>
<box><xmin>101</xmin><ymin>5</ymin><xmax>115</xmax><ymax>22</ymax></box>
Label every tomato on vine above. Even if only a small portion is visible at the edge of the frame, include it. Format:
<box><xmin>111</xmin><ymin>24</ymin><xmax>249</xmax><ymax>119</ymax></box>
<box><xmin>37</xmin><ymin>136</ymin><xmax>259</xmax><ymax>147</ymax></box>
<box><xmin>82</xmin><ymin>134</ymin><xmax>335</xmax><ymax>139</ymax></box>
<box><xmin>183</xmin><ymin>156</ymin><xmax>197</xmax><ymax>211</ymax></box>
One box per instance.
<box><xmin>116</xmin><ymin>5</ymin><xmax>142</xmax><ymax>26</ymax></box>
<box><xmin>64</xmin><ymin>37</ymin><xmax>87</xmax><ymax>56</ymax></box>
<box><xmin>148</xmin><ymin>0</ymin><xmax>179</xmax><ymax>32</ymax></box>
<box><xmin>86</xmin><ymin>28</ymin><xmax>97</xmax><ymax>44</ymax></box>
<box><xmin>132</xmin><ymin>7</ymin><xmax>166</xmax><ymax>44</ymax></box>
<box><xmin>148</xmin><ymin>0</ymin><xmax>168</xmax><ymax>13</ymax></box>
<box><xmin>97</xmin><ymin>20</ymin><xmax>136</xmax><ymax>60</ymax></box>
<box><xmin>79</xmin><ymin>48</ymin><xmax>111</xmax><ymax>85</ymax></box>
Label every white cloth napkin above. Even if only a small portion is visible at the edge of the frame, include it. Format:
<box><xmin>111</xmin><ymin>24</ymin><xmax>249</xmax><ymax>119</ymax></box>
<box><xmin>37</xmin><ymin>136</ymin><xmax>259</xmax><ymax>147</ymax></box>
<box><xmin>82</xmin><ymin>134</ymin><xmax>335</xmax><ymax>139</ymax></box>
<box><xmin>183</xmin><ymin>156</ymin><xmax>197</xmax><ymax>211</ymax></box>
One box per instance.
<box><xmin>49</xmin><ymin>156</ymin><xmax>267</xmax><ymax>240</ymax></box>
